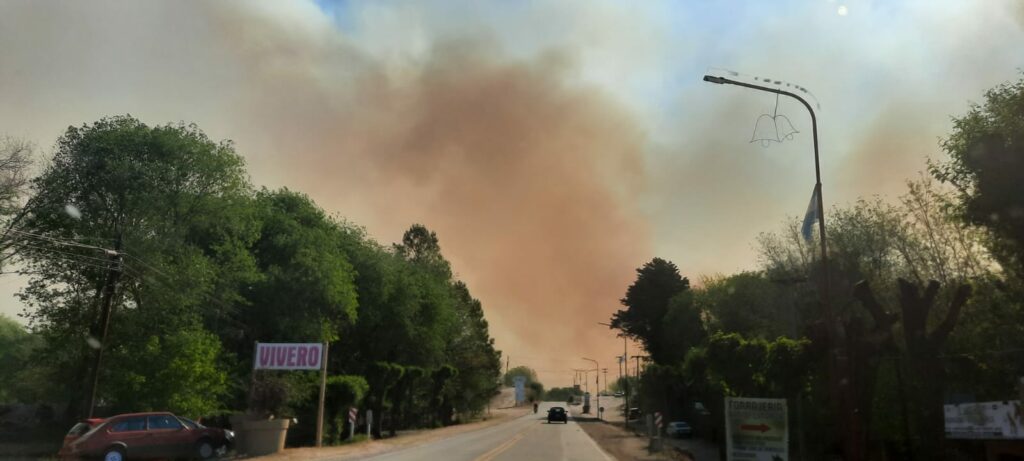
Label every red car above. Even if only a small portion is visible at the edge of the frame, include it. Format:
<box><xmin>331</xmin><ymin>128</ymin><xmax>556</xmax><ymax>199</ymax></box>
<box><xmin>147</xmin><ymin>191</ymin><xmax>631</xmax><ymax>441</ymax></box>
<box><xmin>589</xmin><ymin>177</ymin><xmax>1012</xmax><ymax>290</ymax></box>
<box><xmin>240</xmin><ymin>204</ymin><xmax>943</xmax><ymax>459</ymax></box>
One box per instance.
<box><xmin>59</xmin><ymin>412</ymin><xmax>233</xmax><ymax>461</ymax></box>
<box><xmin>62</xmin><ymin>418</ymin><xmax>106</xmax><ymax>449</ymax></box>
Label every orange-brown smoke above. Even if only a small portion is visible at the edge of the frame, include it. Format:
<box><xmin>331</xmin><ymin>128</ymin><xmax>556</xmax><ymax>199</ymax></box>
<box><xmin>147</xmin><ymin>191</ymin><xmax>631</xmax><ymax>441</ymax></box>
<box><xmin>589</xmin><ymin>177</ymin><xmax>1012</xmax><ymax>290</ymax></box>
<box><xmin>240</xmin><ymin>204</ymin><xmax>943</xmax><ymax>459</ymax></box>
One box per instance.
<box><xmin>201</xmin><ymin>8</ymin><xmax>653</xmax><ymax>387</ymax></box>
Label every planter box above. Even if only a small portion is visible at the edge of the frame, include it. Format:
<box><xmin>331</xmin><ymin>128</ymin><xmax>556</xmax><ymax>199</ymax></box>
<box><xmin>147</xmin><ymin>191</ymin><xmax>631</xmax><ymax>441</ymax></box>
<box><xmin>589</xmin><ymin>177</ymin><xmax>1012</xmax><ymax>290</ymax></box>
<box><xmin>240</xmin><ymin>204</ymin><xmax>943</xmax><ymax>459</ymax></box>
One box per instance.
<box><xmin>229</xmin><ymin>415</ymin><xmax>289</xmax><ymax>457</ymax></box>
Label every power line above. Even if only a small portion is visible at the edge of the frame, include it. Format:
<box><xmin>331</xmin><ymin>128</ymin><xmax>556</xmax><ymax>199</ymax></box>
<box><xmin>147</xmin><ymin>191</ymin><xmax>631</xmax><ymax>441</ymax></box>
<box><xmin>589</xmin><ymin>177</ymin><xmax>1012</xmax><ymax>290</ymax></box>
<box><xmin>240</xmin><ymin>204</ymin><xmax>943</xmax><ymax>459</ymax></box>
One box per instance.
<box><xmin>8</xmin><ymin>239</ymin><xmax>118</xmax><ymax>266</ymax></box>
<box><xmin>12</xmin><ymin>249</ymin><xmax>114</xmax><ymax>273</ymax></box>
<box><xmin>123</xmin><ymin>254</ymin><xmax>174</xmax><ymax>281</ymax></box>
<box><xmin>6</xmin><ymin>229</ymin><xmax>118</xmax><ymax>253</ymax></box>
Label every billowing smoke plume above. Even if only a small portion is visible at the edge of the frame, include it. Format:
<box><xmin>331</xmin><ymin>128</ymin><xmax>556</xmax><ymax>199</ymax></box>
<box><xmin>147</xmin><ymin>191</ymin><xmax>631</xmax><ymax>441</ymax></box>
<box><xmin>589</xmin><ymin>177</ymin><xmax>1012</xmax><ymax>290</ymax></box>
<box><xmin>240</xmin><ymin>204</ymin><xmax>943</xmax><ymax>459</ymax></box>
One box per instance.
<box><xmin>1</xmin><ymin>0</ymin><xmax>1022</xmax><ymax>386</ymax></box>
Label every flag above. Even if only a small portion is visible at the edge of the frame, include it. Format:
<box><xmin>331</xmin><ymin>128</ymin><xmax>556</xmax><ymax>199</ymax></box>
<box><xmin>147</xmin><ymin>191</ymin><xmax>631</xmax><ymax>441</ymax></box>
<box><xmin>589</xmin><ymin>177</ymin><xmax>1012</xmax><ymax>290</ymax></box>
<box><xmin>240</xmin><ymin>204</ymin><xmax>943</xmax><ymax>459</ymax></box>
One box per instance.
<box><xmin>801</xmin><ymin>184</ymin><xmax>820</xmax><ymax>242</ymax></box>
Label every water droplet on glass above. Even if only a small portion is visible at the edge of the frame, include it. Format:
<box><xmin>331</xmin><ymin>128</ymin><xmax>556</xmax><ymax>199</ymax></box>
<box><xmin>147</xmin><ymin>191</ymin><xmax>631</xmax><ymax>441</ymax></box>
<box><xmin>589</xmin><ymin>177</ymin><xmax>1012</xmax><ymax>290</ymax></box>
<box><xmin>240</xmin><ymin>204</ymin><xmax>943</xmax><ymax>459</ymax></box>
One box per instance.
<box><xmin>64</xmin><ymin>204</ymin><xmax>82</xmax><ymax>219</ymax></box>
<box><xmin>86</xmin><ymin>336</ymin><xmax>101</xmax><ymax>349</ymax></box>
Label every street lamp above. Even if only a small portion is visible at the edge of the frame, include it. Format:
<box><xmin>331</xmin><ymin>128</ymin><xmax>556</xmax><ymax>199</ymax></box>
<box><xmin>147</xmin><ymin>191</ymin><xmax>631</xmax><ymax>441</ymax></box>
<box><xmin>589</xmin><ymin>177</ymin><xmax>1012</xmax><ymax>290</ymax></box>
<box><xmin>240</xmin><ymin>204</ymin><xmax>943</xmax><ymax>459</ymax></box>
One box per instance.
<box><xmin>583</xmin><ymin>357</ymin><xmax>600</xmax><ymax>420</ymax></box>
<box><xmin>703</xmin><ymin>74</ymin><xmax>858</xmax><ymax>460</ymax></box>
<box><xmin>702</xmin><ymin>74</ymin><xmax>830</xmax><ymax>296</ymax></box>
<box><xmin>598</xmin><ymin>321</ymin><xmax>629</xmax><ymax>427</ymax></box>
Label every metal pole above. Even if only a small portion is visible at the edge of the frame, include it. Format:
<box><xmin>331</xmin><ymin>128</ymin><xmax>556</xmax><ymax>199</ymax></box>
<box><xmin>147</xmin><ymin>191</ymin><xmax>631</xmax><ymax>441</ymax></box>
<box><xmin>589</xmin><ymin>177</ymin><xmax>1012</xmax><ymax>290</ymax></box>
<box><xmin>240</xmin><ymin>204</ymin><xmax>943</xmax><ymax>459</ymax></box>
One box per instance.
<box><xmin>702</xmin><ymin>75</ymin><xmax>832</xmax><ymax>321</ymax></box>
<box><xmin>624</xmin><ymin>336</ymin><xmax>629</xmax><ymax>429</ymax></box>
<box><xmin>584</xmin><ymin>358</ymin><xmax>599</xmax><ymax>420</ymax></box>
<box><xmin>703</xmin><ymin>74</ymin><xmax>858</xmax><ymax>460</ymax></box>
<box><xmin>316</xmin><ymin>342</ymin><xmax>329</xmax><ymax>447</ymax></box>
<box><xmin>87</xmin><ymin>244</ymin><xmax>123</xmax><ymax>418</ymax></box>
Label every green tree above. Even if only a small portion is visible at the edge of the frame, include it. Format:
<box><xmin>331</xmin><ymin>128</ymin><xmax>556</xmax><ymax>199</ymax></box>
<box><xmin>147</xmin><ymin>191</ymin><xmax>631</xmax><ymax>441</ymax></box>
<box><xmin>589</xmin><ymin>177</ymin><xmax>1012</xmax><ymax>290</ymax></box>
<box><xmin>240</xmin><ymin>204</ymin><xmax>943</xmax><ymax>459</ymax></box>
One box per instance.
<box><xmin>447</xmin><ymin>282</ymin><xmax>501</xmax><ymax>418</ymax></box>
<box><xmin>18</xmin><ymin>116</ymin><xmax>258</xmax><ymax>419</ymax></box>
<box><xmin>697</xmin><ymin>272</ymin><xmax>799</xmax><ymax>339</ymax></box>
<box><xmin>610</xmin><ymin>258</ymin><xmax>689</xmax><ymax>363</ymax></box>
<box><xmin>502</xmin><ymin>366</ymin><xmax>539</xmax><ymax>387</ymax></box>
<box><xmin>102</xmin><ymin>328</ymin><xmax>228</xmax><ymax>417</ymax></box>
<box><xmin>243</xmin><ymin>189</ymin><xmax>358</xmax><ymax>345</ymax></box>
<box><xmin>931</xmin><ymin>75</ymin><xmax>1024</xmax><ymax>276</ymax></box>
<box><xmin>0</xmin><ymin>314</ymin><xmax>42</xmax><ymax>403</ymax></box>
<box><xmin>395</xmin><ymin>224</ymin><xmax>451</xmax><ymax>279</ymax></box>
<box><xmin>325</xmin><ymin>375</ymin><xmax>369</xmax><ymax>443</ymax></box>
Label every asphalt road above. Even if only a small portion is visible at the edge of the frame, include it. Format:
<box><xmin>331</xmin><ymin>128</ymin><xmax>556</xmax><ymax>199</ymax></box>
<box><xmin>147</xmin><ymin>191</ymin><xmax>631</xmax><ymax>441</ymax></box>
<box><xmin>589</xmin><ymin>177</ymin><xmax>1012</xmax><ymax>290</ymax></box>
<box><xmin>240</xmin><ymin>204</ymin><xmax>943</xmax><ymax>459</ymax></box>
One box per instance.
<box><xmin>353</xmin><ymin>402</ymin><xmax>614</xmax><ymax>461</ymax></box>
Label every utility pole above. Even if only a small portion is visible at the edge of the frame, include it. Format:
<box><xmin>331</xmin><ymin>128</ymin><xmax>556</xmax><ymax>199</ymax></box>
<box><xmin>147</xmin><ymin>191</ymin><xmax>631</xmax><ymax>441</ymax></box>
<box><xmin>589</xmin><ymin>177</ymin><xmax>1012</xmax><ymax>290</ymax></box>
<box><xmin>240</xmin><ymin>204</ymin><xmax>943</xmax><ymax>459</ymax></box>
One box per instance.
<box><xmin>583</xmin><ymin>358</ymin><xmax>599</xmax><ymax>419</ymax></box>
<box><xmin>86</xmin><ymin>242</ymin><xmax>123</xmax><ymax>418</ymax></box>
<box><xmin>632</xmin><ymin>355</ymin><xmax>644</xmax><ymax>381</ymax></box>
<box><xmin>603</xmin><ymin>368</ymin><xmax>608</xmax><ymax>394</ymax></box>
<box><xmin>505</xmin><ymin>355</ymin><xmax>509</xmax><ymax>378</ymax></box>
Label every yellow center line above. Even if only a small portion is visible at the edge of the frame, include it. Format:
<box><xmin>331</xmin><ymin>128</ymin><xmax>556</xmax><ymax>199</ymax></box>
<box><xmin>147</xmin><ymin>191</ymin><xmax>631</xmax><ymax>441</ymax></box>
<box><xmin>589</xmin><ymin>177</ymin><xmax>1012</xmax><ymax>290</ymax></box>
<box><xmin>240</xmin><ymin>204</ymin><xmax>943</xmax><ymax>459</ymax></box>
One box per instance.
<box><xmin>473</xmin><ymin>422</ymin><xmax>540</xmax><ymax>461</ymax></box>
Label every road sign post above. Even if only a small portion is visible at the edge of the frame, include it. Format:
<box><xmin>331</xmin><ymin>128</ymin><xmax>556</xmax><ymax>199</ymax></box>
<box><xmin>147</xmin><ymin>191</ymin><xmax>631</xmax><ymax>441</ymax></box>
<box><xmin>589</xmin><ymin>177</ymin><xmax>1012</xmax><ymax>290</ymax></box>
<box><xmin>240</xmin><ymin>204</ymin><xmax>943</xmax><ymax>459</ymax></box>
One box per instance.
<box><xmin>253</xmin><ymin>343</ymin><xmax>329</xmax><ymax>449</ymax></box>
<box><xmin>315</xmin><ymin>342</ymin><xmax>328</xmax><ymax>447</ymax></box>
<box><xmin>650</xmin><ymin>411</ymin><xmax>664</xmax><ymax>452</ymax></box>
<box><xmin>348</xmin><ymin>407</ymin><xmax>357</xmax><ymax>439</ymax></box>
<box><xmin>725</xmin><ymin>397</ymin><xmax>788</xmax><ymax>461</ymax></box>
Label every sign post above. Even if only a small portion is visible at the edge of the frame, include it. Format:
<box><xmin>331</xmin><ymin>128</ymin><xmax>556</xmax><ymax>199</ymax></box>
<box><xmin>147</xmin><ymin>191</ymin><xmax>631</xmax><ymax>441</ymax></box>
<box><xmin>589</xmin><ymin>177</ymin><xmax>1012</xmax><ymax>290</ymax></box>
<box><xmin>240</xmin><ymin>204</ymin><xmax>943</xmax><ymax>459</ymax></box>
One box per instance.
<box><xmin>367</xmin><ymin>410</ymin><xmax>373</xmax><ymax>438</ymax></box>
<box><xmin>253</xmin><ymin>343</ymin><xmax>328</xmax><ymax>447</ymax></box>
<box><xmin>725</xmin><ymin>397</ymin><xmax>788</xmax><ymax>461</ymax></box>
<box><xmin>315</xmin><ymin>342</ymin><xmax>328</xmax><ymax>447</ymax></box>
<box><xmin>348</xmin><ymin>407</ymin><xmax>357</xmax><ymax>439</ymax></box>
<box><xmin>650</xmin><ymin>411</ymin><xmax>664</xmax><ymax>452</ymax></box>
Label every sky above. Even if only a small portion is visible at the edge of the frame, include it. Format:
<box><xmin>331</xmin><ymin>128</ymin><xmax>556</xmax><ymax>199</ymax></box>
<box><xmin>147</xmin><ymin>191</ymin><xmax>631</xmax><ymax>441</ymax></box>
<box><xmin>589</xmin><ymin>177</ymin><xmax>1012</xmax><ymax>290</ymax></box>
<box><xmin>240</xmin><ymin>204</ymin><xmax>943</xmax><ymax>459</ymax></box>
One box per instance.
<box><xmin>0</xmin><ymin>0</ymin><xmax>1022</xmax><ymax>388</ymax></box>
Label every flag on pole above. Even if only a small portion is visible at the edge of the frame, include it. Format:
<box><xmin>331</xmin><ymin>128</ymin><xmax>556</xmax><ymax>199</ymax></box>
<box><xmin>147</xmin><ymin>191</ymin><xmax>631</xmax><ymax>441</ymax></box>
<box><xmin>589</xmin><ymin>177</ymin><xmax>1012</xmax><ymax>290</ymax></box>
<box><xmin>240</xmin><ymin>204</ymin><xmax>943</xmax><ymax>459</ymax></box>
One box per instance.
<box><xmin>801</xmin><ymin>184</ymin><xmax>820</xmax><ymax>242</ymax></box>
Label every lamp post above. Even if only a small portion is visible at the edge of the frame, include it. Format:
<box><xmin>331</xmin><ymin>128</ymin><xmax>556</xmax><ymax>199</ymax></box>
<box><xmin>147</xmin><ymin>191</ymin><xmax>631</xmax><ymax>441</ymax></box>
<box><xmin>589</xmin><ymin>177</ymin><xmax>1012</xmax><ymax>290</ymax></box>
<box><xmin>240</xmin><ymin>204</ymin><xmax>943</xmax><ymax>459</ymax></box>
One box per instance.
<box><xmin>583</xmin><ymin>357</ymin><xmax>600</xmax><ymax>420</ymax></box>
<box><xmin>703</xmin><ymin>74</ymin><xmax>858</xmax><ymax>460</ymax></box>
<box><xmin>598</xmin><ymin>322</ymin><xmax>630</xmax><ymax>427</ymax></box>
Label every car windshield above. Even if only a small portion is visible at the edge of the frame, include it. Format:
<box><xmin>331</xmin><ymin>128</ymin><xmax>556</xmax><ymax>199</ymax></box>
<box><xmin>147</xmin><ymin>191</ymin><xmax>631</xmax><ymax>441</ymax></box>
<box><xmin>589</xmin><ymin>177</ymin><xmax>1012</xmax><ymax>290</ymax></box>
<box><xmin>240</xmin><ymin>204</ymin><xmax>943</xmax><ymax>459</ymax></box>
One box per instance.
<box><xmin>66</xmin><ymin>423</ymin><xmax>90</xmax><ymax>436</ymax></box>
<box><xmin>179</xmin><ymin>417</ymin><xmax>203</xmax><ymax>430</ymax></box>
<box><xmin>76</xmin><ymin>421</ymin><xmax>107</xmax><ymax>442</ymax></box>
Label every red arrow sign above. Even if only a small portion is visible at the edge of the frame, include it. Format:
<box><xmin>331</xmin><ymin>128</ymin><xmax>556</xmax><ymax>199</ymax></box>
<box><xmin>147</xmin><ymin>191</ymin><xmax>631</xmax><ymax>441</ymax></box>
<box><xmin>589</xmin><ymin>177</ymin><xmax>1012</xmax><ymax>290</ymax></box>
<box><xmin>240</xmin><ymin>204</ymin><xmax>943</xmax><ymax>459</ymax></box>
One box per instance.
<box><xmin>740</xmin><ymin>423</ymin><xmax>770</xmax><ymax>433</ymax></box>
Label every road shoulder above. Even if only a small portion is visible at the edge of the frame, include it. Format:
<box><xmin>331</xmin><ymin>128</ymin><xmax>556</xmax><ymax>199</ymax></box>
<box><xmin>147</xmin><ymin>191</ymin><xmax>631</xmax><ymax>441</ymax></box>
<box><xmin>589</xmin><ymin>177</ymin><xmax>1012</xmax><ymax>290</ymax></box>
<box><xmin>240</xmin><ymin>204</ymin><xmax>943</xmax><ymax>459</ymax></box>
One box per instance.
<box><xmin>573</xmin><ymin>416</ymin><xmax>679</xmax><ymax>461</ymax></box>
<box><xmin>249</xmin><ymin>407</ymin><xmax>530</xmax><ymax>461</ymax></box>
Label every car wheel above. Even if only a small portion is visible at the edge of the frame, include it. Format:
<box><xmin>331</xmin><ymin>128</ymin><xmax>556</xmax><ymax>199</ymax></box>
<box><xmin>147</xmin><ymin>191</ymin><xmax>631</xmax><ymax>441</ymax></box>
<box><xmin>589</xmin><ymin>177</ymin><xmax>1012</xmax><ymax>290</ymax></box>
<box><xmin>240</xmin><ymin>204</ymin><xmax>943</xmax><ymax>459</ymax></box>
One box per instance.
<box><xmin>103</xmin><ymin>447</ymin><xmax>126</xmax><ymax>461</ymax></box>
<box><xmin>196</xmin><ymin>439</ymin><xmax>215</xmax><ymax>460</ymax></box>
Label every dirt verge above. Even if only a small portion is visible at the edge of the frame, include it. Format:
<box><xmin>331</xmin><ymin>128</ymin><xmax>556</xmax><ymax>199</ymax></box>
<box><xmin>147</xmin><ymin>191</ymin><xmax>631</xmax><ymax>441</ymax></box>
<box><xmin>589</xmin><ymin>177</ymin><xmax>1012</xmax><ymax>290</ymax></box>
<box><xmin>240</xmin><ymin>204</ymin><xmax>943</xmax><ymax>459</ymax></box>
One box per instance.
<box><xmin>573</xmin><ymin>416</ymin><xmax>682</xmax><ymax>461</ymax></box>
<box><xmin>250</xmin><ymin>406</ymin><xmax>530</xmax><ymax>461</ymax></box>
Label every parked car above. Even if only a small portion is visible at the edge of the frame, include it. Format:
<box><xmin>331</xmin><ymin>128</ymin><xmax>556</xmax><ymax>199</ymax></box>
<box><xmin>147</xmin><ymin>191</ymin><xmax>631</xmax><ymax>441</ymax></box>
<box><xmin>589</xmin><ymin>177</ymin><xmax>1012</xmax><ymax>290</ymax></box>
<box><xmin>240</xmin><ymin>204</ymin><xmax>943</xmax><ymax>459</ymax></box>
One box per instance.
<box><xmin>667</xmin><ymin>421</ymin><xmax>693</xmax><ymax>438</ymax></box>
<box><xmin>627</xmin><ymin>407</ymin><xmax>642</xmax><ymax>421</ymax></box>
<box><xmin>62</xmin><ymin>418</ymin><xmax>105</xmax><ymax>450</ymax></box>
<box><xmin>58</xmin><ymin>412</ymin><xmax>233</xmax><ymax>461</ymax></box>
<box><xmin>613</xmin><ymin>391</ymin><xmax>624</xmax><ymax>397</ymax></box>
<box><xmin>547</xmin><ymin>406</ymin><xmax>568</xmax><ymax>424</ymax></box>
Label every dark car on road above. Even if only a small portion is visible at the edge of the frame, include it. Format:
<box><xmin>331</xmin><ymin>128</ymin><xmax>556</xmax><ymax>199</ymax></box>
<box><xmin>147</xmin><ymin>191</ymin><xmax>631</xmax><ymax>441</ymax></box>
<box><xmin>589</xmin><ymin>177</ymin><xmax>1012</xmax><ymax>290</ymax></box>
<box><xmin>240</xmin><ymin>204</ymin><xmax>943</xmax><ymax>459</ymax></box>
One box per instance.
<box><xmin>58</xmin><ymin>412</ymin><xmax>233</xmax><ymax>461</ymax></box>
<box><xmin>547</xmin><ymin>406</ymin><xmax>568</xmax><ymax>424</ymax></box>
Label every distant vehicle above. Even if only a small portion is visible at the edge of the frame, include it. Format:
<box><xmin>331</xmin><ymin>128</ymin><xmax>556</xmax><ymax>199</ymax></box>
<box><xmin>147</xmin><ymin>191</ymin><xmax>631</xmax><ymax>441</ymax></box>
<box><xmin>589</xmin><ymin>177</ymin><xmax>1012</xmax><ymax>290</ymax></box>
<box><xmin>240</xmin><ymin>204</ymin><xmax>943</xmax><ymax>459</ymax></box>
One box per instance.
<box><xmin>58</xmin><ymin>412</ymin><xmax>233</xmax><ymax>461</ymax></box>
<box><xmin>547</xmin><ymin>406</ymin><xmax>568</xmax><ymax>424</ymax></box>
<box><xmin>667</xmin><ymin>421</ymin><xmax>693</xmax><ymax>438</ymax></box>
<box><xmin>613</xmin><ymin>392</ymin><xmax>624</xmax><ymax>398</ymax></box>
<box><xmin>627</xmin><ymin>408</ymin><xmax>642</xmax><ymax>420</ymax></box>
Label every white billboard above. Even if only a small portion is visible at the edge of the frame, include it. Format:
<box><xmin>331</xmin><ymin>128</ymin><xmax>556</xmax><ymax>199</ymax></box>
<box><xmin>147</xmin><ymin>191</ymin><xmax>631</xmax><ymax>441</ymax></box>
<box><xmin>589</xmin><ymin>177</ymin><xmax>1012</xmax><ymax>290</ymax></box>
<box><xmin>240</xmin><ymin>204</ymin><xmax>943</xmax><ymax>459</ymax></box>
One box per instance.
<box><xmin>945</xmin><ymin>401</ymin><xmax>1024</xmax><ymax>440</ymax></box>
<box><xmin>254</xmin><ymin>343</ymin><xmax>324</xmax><ymax>370</ymax></box>
<box><xmin>514</xmin><ymin>376</ymin><xmax>527</xmax><ymax>403</ymax></box>
<box><xmin>725</xmin><ymin>397</ymin><xmax>788</xmax><ymax>461</ymax></box>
